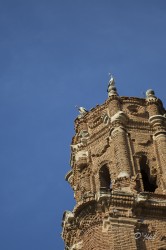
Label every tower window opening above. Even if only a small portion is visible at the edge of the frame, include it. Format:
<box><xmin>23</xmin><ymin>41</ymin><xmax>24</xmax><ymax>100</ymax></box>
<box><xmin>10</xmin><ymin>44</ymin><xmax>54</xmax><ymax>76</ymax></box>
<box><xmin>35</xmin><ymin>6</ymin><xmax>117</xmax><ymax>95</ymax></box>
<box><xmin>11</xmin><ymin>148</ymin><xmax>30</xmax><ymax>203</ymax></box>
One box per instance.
<box><xmin>140</xmin><ymin>155</ymin><xmax>157</xmax><ymax>192</ymax></box>
<box><xmin>99</xmin><ymin>165</ymin><xmax>111</xmax><ymax>192</ymax></box>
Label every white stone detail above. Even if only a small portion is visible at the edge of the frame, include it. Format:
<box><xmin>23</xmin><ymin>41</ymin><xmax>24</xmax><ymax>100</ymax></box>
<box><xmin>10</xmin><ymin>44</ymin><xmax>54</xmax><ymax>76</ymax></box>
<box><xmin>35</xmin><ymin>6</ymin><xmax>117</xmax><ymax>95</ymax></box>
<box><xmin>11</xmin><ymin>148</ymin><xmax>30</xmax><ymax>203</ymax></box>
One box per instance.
<box><xmin>71</xmin><ymin>143</ymin><xmax>84</xmax><ymax>152</ymax></box>
<box><xmin>149</xmin><ymin>115</ymin><xmax>166</xmax><ymax>125</ymax></box>
<box><xmin>146</xmin><ymin>89</ymin><xmax>157</xmax><ymax>101</ymax></box>
<box><xmin>75</xmin><ymin>150</ymin><xmax>88</xmax><ymax>161</ymax></box>
<box><xmin>111</xmin><ymin>111</ymin><xmax>128</xmax><ymax>124</ymax></box>
<box><xmin>136</xmin><ymin>194</ymin><xmax>148</xmax><ymax>203</ymax></box>
<box><xmin>118</xmin><ymin>171</ymin><xmax>129</xmax><ymax>178</ymax></box>
<box><xmin>79</xmin><ymin>130</ymin><xmax>89</xmax><ymax>143</ymax></box>
<box><xmin>101</xmin><ymin>113</ymin><xmax>110</xmax><ymax>125</ymax></box>
<box><xmin>62</xmin><ymin>211</ymin><xmax>74</xmax><ymax>237</ymax></box>
<box><xmin>65</xmin><ymin>170</ymin><xmax>73</xmax><ymax>186</ymax></box>
<box><xmin>64</xmin><ymin>211</ymin><xmax>74</xmax><ymax>223</ymax></box>
<box><xmin>70</xmin><ymin>241</ymin><xmax>83</xmax><ymax>250</ymax></box>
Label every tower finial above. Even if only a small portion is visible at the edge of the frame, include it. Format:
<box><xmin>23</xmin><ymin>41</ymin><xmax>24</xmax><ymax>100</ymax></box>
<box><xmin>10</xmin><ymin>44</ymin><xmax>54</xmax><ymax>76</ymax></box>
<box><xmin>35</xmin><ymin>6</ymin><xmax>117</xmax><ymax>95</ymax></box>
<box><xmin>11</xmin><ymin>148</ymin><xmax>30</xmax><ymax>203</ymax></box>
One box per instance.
<box><xmin>145</xmin><ymin>89</ymin><xmax>156</xmax><ymax>101</ymax></box>
<box><xmin>107</xmin><ymin>73</ymin><xmax>118</xmax><ymax>97</ymax></box>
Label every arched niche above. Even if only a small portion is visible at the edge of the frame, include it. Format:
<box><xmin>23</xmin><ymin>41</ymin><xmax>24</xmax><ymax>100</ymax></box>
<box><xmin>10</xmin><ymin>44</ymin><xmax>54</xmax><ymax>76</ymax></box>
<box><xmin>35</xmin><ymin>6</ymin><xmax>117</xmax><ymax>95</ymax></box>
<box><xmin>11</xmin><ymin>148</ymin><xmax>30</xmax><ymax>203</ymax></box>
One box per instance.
<box><xmin>99</xmin><ymin>165</ymin><xmax>111</xmax><ymax>192</ymax></box>
<box><xmin>139</xmin><ymin>155</ymin><xmax>157</xmax><ymax>192</ymax></box>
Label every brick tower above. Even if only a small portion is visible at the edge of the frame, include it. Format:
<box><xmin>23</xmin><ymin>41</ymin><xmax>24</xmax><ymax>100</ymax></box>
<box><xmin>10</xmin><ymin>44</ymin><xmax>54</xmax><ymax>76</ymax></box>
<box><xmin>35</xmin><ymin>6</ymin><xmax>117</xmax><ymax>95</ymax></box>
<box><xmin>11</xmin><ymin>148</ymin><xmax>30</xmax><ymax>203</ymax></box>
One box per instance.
<box><xmin>62</xmin><ymin>77</ymin><xmax>166</xmax><ymax>250</ymax></box>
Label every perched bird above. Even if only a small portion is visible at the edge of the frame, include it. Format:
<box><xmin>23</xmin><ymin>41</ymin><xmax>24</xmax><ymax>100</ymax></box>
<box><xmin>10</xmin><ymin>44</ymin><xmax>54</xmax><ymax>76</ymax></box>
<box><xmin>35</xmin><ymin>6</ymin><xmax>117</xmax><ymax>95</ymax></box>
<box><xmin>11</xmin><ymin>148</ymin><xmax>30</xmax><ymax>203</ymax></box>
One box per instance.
<box><xmin>75</xmin><ymin>105</ymin><xmax>88</xmax><ymax>116</ymax></box>
<box><xmin>108</xmin><ymin>74</ymin><xmax>115</xmax><ymax>86</ymax></box>
<box><xmin>107</xmin><ymin>73</ymin><xmax>118</xmax><ymax>97</ymax></box>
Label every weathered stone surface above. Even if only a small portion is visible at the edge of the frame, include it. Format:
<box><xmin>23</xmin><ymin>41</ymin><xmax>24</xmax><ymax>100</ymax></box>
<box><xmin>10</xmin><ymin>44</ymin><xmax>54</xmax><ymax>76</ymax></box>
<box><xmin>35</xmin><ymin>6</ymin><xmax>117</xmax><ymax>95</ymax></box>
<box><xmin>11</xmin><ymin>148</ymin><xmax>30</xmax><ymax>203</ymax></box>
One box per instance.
<box><xmin>62</xmin><ymin>87</ymin><xmax>166</xmax><ymax>250</ymax></box>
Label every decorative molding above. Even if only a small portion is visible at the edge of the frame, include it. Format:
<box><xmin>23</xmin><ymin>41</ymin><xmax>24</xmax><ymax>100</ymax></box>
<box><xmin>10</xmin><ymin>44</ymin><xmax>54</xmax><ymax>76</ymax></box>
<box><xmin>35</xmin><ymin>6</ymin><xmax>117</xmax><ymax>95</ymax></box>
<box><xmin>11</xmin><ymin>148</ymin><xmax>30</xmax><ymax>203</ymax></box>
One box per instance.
<box><xmin>149</xmin><ymin>115</ymin><xmax>166</xmax><ymax>126</ymax></box>
<box><xmin>69</xmin><ymin>241</ymin><xmax>83</xmax><ymax>250</ymax></box>
<box><xmin>65</xmin><ymin>170</ymin><xmax>73</xmax><ymax>185</ymax></box>
<box><xmin>75</xmin><ymin>150</ymin><xmax>88</xmax><ymax>162</ymax></box>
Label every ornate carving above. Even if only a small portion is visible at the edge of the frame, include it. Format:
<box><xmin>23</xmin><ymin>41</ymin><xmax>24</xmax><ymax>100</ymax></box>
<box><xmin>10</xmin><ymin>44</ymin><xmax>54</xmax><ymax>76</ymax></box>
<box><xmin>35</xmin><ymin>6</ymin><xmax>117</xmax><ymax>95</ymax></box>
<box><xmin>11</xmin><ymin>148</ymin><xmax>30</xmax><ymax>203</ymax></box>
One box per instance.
<box><xmin>101</xmin><ymin>112</ymin><xmax>110</xmax><ymax>125</ymax></box>
<box><xmin>63</xmin><ymin>86</ymin><xmax>166</xmax><ymax>249</ymax></box>
<box><xmin>127</xmin><ymin>104</ymin><xmax>149</xmax><ymax>118</ymax></box>
<box><xmin>65</xmin><ymin>170</ymin><xmax>73</xmax><ymax>186</ymax></box>
<box><xmin>111</xmin><ymin>111</ymin><xmax>128</xmax><ymax>124</ymax></box>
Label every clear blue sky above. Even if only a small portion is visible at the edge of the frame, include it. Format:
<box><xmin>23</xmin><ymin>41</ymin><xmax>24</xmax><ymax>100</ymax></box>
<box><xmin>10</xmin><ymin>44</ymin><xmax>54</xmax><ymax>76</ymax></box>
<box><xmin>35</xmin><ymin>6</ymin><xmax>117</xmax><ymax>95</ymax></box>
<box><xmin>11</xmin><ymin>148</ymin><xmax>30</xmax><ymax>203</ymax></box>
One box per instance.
<box><xmin>0</xmin><ymin>1</ymin><xmax>166</xmax><ymax>249</ymax></box>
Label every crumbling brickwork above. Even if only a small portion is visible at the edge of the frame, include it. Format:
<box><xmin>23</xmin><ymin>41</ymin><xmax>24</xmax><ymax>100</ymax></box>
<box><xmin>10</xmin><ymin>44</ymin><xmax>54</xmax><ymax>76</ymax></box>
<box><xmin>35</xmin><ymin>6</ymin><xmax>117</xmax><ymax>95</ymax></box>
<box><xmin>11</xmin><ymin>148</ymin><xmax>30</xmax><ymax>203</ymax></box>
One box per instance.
<box><xmin>62</xmin><ymin>79</ymin><xmax>166</xmax><ymax>250</ymax></box>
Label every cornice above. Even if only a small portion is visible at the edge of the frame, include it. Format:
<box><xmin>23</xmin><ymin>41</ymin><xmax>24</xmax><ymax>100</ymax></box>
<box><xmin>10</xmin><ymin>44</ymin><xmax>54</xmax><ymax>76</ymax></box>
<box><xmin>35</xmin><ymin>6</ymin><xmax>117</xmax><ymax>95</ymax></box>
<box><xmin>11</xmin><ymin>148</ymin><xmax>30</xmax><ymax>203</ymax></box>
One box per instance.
<box><xmin>72</xmin><ymin>191</ymin><xmax>166</xmax><ymax>218</ymax></box>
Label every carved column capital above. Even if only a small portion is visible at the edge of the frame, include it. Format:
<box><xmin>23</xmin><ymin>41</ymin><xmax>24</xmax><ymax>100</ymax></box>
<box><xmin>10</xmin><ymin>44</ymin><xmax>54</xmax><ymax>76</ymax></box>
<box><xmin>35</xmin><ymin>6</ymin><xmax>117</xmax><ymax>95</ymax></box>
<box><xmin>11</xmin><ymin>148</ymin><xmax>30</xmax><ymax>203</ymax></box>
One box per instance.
<box><xmin>111</xmin><ymin>111</ymin><xmax>128</xmax><ymax>123</ymax></box>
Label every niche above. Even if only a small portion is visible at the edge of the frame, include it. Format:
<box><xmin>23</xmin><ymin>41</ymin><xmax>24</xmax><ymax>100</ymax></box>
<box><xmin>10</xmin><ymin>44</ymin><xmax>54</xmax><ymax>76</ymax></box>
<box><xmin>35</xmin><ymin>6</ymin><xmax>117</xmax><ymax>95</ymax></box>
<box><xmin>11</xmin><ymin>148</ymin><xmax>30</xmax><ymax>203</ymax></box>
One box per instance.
<box><xmin>99</xmin><ymin>165</ymin><xmax>111</xmax><ymax>191</ymax></box>
<box><xmin>140</xmin><ymin>155</ymin><xmax>157</xmax><ymax>192</ymax></box>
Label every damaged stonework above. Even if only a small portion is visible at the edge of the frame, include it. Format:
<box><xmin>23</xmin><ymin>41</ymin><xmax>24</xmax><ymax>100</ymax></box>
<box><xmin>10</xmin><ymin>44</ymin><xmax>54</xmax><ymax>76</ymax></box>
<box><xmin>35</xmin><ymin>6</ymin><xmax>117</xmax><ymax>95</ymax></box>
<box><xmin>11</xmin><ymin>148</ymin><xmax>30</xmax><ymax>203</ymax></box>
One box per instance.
<box><xmin>75</xmin><ymin>150</ymin><xmax>88</xmax><ymax>162</ymax></box>
<box><xmin>62</xmin><ymin>79</ymin><xmax>166</xmax><ymax>250</ymax></box>
<box><xmin>69</xmin><ymin>241</ymin><xmax>83</xmax><ymax>250</ymax></box>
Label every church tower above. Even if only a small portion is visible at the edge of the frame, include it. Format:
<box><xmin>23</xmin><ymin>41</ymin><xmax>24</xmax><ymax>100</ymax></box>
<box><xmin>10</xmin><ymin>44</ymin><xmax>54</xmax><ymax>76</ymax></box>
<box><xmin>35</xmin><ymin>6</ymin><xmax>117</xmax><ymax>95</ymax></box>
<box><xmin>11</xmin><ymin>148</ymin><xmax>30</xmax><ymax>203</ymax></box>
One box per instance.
<box><xmin>62</xmin><ymin>77</ymin><xmax>166</xmax><ymax>250</ymax></box>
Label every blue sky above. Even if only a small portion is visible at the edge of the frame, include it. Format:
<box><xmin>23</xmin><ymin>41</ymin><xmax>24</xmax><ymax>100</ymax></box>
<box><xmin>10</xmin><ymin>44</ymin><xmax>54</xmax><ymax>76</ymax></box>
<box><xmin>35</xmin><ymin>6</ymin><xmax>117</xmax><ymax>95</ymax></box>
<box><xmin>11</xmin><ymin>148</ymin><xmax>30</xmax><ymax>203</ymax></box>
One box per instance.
<box><xmin>0</xmin><ymin>0</ymin><xmax>166</xmax><ymax>249</ymax></box>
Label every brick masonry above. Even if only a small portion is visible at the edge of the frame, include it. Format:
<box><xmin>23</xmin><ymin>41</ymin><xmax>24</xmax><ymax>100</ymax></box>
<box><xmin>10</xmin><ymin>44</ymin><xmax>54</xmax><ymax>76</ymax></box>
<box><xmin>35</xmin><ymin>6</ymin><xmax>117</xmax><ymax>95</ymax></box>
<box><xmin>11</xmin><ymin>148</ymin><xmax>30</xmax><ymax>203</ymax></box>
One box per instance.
<box><xmin>62</xmin><ymin>86</ymin><xmax>166</xmax><ymax>250</ymax></box>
